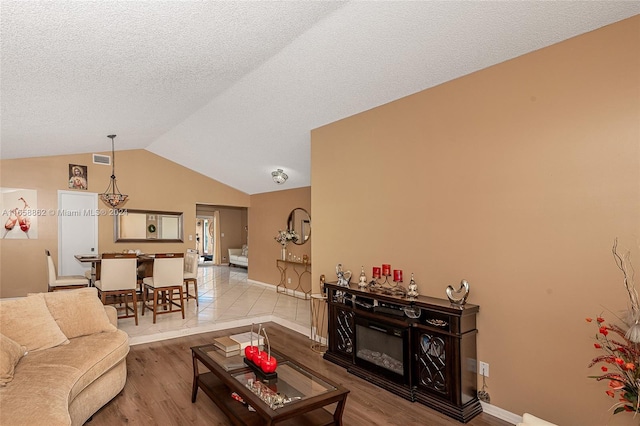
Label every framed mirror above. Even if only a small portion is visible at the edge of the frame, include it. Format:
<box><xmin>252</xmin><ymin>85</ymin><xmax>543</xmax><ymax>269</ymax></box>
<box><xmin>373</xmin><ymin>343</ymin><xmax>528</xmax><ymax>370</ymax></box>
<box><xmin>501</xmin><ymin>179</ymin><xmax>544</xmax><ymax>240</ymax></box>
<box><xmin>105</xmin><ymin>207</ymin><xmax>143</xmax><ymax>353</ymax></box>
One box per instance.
<box><xmin>287</xmin><ymin>208</ymin><xmax>310</xmax><ymax>245</ymax></box>
<box><xmin>114</xmin><ymin>209</ymin><xmax>183</xmax><ymax>242</ymax></box>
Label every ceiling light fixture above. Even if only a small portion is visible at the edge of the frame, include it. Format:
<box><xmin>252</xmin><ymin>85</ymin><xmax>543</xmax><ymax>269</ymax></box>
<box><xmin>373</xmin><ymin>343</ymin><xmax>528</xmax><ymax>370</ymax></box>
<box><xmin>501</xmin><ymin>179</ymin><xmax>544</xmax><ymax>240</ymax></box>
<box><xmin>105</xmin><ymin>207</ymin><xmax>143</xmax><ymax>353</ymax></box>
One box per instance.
<box><xmin>99</xmin><ymin>135</ymin><xmax>128</xmax><ymax>208</ymax></box>
<box><xmin>271</xmin><ymin>169</ymin><xmax>288</xmax><ymax>184</ymax></box>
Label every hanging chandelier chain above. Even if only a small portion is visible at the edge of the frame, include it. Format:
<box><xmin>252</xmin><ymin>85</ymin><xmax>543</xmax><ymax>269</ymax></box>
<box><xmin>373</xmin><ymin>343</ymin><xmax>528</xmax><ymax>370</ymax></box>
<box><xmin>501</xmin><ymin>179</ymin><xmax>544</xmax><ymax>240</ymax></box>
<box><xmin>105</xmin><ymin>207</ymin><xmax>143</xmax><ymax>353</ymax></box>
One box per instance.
<box><xmin>108</xmin><ymin>135</ymin><xmax>116</xmax><ymax>178</ymax></box>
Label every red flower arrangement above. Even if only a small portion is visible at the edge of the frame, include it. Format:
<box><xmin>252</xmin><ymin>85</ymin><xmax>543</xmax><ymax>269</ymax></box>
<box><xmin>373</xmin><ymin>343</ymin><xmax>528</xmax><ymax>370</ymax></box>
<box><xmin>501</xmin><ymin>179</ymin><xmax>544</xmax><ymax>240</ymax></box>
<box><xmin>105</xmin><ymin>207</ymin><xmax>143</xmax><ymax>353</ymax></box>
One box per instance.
<box><xmin>587</xmin><ymin>239</ymin><xmax>640</xmax><ymax>415</ymax></box>
<box><xmin>587</xmin><ymin>315</ymin><xmax>640</xmax><ymax>414</ymax></box>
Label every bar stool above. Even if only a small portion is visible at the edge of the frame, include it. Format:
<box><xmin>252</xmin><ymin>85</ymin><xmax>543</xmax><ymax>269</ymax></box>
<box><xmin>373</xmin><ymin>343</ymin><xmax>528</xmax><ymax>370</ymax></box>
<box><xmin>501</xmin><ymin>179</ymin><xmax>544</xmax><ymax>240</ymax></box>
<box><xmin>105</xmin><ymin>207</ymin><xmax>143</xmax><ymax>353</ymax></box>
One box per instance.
<box><xmin>95</xmin><ymin>253</ymin><xmax>138</xmax><ymax>325</ymax></box>
<box><xmin>142</xmin><ymin>253</ymin><xmax>185</xmax><ymax>324</ymax></box>
<box><xmin>46</xmin><ymin>249</ymin><xmax>89</xmax><ymax>292</ymax></box>
<box><xmin>183</xmin><ymin>250</ymin><xmax>199</xmax><ymax>306</ymax></box>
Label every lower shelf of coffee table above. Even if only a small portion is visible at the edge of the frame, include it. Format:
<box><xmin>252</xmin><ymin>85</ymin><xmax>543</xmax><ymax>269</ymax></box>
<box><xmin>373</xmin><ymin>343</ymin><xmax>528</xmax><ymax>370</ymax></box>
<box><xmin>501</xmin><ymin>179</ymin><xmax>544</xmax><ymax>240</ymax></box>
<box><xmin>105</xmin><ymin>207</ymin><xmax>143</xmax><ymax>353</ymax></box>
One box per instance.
<box><xmin>197</xmin><ymin>372</ymin><xmax>337</xmax><ymax>426</ymax></box>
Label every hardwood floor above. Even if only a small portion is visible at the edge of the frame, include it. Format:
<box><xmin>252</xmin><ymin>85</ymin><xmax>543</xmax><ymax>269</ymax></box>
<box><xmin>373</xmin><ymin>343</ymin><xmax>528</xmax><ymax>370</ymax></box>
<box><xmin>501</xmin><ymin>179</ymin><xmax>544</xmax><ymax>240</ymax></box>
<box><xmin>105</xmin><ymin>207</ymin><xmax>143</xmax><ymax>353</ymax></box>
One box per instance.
<box><xmin>90</xmin><ymin>323</ymin><xmax>512</xmax><ymax>426</ymax></box>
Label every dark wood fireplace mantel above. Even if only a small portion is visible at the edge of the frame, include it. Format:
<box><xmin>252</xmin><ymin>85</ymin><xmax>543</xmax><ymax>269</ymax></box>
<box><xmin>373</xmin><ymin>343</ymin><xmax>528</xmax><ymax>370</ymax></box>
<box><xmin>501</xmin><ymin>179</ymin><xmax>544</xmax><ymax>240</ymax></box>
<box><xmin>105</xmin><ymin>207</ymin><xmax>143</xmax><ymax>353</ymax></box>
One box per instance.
<box><xmin>323</xmin><ymin>281</ymin><xmax>482</xmax><ymax>423</ymax></box>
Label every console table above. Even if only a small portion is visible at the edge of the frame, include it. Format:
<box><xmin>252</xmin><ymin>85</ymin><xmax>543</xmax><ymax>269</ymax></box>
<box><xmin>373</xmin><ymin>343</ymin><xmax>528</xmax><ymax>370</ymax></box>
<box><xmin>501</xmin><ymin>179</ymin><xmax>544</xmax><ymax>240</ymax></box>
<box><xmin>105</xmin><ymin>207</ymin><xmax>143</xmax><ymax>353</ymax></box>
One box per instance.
<box><xmin>276</xmin><ymin>259</ymin><xmax>311</xmax><ymax>299</ymax></box>
<box><xmin>323</xmin><ymin>281</ymin><xmax>481</xmax><ymax>423</ymax></box>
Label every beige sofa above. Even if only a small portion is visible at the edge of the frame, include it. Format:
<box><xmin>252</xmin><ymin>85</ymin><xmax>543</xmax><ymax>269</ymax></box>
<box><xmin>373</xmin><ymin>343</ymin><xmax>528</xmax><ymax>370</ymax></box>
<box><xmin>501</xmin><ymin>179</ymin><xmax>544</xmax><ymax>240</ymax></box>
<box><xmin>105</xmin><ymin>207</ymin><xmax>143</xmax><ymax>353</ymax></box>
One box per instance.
<box><xmin>0</xmin><ymin>287</ymin><xmax>129</xmax><ymax>426</ymax></box>
<box><xmin>228</xmin><ymin>244</ymin><xmax>248</xmax><ymax>267</ymax></box>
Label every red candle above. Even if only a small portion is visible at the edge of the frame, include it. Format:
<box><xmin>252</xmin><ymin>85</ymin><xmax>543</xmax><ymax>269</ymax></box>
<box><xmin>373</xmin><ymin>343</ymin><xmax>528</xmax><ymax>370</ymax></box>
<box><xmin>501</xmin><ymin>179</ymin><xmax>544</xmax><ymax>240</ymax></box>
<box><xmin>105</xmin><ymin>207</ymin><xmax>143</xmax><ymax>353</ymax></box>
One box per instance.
<box><xmin>393</xmin><ymin>269</ymin><xmax>403</xmax><ymax>282</ymax></box>
<box><xmin>382</xmin><ymin>264</ymin><xmax>391</xmax><ymax>276</ymax></box>
<box><xmin>372</xmin><ymin>267</ymin><xmax>381</xmax><ymax>279</ymax></box>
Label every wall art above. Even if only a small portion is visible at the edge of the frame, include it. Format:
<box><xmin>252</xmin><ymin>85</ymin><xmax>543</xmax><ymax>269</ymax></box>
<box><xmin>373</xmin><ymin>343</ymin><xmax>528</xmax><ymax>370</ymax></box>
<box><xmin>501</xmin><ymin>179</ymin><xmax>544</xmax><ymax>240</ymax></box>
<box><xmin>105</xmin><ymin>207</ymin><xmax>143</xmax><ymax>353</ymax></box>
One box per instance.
<box><xmin>68</xmin><ymin>164</ymin><xmax>88</xmax><ymax>190</ymax></box>
<box><xmin>1</xmin><ymin>188</ymin><xmax>38</xmax><ymax>239</ymax></box>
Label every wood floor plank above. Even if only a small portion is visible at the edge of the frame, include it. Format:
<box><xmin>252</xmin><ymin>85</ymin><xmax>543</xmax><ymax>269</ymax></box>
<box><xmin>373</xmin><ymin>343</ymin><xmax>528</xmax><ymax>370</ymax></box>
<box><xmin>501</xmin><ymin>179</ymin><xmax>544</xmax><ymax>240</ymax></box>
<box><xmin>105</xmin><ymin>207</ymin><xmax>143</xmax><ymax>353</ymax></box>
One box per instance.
<box><xmin>90</xmin><ymin>323</ymin><xmax>511</xmax><ymax>426</ymax></box>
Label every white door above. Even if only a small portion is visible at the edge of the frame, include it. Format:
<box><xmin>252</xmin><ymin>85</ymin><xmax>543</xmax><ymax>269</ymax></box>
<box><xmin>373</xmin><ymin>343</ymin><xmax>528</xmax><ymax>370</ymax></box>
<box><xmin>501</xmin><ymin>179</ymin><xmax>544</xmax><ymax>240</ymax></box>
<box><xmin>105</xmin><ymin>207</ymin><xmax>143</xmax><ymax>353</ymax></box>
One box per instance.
<box><xmin>58</xmin><ymin>191</ymin><xmax>98</xmax><ymax>276</ymax></box>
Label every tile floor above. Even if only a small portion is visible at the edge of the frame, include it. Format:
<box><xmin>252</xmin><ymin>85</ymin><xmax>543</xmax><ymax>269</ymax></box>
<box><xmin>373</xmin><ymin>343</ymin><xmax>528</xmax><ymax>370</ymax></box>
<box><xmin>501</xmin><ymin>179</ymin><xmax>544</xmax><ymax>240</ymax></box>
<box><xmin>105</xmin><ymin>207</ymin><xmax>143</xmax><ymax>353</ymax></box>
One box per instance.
<box><xmin>120</xmin><ymin>265</ymin><xmax>312</xmax><ymax>346</ymax></box>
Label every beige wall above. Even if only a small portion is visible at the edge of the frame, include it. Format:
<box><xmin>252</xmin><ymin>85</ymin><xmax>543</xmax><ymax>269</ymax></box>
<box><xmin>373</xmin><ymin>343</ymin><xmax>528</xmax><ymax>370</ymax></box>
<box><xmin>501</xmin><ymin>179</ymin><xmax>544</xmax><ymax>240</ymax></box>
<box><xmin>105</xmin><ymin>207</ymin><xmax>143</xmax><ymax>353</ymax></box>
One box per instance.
<box><xmin>0</xmin><ymin>149</ymin><xmax>249</xmax><ymax>297</ymax></box>
<box><xmin>248</xmin><ymin>187</ymin><xmax>311</xmax><ymax>290</ymax></box>
<box><xmin>311</xmin><ymin>16</ymin><xmax>639</xmax><ymax>426</ymax></box>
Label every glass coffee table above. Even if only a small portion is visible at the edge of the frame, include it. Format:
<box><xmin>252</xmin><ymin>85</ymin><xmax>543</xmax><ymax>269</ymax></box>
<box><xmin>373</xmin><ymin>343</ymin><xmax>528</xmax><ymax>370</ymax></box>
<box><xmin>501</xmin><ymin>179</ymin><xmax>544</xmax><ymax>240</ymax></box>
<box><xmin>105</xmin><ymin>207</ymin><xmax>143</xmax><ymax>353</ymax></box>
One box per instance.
<box><xmin>191</xmin><ymin>344</ymin><xmax>349</xmax><ymax>425</ymax></box>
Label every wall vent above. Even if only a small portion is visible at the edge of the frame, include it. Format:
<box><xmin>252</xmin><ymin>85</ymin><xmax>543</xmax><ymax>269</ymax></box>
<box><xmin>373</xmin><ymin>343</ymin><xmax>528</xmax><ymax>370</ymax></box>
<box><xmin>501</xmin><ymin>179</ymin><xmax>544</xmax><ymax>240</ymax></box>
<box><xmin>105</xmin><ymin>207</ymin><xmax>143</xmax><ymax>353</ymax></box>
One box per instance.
<box><xmin>93</xmin><ymin>154</ymin><xmax>111</xmax><ymax>165</ymax></box>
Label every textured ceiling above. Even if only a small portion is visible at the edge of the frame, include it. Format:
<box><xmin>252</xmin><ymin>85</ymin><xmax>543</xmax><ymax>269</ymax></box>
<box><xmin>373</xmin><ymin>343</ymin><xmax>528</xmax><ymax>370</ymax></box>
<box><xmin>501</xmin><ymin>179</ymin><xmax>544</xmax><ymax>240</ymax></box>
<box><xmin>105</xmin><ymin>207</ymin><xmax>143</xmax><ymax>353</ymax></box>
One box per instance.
<box><xmin>1</xmin><ymin>1</ymin><xmax>639</xmax><ymax>194</ymax></box>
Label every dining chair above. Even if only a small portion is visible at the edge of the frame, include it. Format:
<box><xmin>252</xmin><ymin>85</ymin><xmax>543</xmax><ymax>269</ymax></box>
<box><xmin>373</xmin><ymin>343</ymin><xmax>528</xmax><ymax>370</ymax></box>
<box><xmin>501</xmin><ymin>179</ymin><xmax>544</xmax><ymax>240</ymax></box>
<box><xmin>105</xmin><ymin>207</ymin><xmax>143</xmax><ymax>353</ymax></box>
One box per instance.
<box><xmin>183</xmin><ymin>250</ymin><xmax>199</xmax><ymax>306</ymax></box>
<box><xmin>84</xmin><ymin>269</ymin><xmax>94</xmax><ymax>286</ymax></box>
<box><xmin>46</xmin><ymin>249</ymin><xmax>90</xmax><ymax>292</ymax></box>
<box><xmin>141</xmin><ymin>253</ymin><xmax>185</xmax><ymax>324</ymax></box>
<box><xmin>94</xmin><ymin>253</ymin><xmax>138</xmax><ymax>325</ymax></box>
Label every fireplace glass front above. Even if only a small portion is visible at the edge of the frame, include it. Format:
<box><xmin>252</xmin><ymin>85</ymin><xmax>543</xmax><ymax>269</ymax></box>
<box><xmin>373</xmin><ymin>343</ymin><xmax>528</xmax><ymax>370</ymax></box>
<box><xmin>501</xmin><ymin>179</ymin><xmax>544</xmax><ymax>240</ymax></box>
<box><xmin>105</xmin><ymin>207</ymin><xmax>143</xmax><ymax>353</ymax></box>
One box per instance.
<box><xmin>355</xmin><ymin>317</ymin><xmax>408</xmax><ymax>383</ymax></box>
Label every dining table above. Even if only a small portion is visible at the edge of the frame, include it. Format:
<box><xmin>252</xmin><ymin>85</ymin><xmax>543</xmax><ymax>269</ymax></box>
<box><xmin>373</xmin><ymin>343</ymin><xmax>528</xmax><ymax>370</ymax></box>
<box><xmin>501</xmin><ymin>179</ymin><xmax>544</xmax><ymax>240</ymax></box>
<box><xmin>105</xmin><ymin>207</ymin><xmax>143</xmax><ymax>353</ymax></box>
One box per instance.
<box><xmin>74</xmin><ymin>253</ymin><xmax>157</xmax><ymax>283</ymax></box>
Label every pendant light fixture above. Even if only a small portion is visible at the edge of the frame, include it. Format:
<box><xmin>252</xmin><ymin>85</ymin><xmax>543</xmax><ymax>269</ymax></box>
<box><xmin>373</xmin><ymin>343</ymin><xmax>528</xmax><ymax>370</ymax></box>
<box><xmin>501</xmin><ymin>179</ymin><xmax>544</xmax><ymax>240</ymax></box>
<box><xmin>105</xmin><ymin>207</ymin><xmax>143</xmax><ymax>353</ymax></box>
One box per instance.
<box><xmin>99</xmin><ymin>134</ymin><xmax>128</xmax><ymax>207</ymax></box>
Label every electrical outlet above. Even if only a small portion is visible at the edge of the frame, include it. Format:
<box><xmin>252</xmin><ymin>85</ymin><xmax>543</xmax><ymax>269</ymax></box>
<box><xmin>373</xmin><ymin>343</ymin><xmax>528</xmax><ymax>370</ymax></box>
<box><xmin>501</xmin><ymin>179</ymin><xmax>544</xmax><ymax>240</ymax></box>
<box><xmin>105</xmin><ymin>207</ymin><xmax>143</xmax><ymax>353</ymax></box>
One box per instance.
<box><xmin>479</xmin><ymin>361</ymin><xmax>489</xmax><ymax>377</ymax></box>
<box><xmin>287</xmin><ymin>278</ymin><xmax>291</xmax><ymax>284</ymax></box>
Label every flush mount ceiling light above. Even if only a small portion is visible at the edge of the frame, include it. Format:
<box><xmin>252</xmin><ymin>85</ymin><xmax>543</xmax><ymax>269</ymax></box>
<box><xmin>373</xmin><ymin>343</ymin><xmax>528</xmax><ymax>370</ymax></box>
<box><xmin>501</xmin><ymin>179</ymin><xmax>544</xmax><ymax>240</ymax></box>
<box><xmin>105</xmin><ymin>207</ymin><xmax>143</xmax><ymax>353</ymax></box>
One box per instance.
<box><xmin>271</xmin><ymin>169</ymin><xmax>288</xmax><ymax>185</ymax></box>
<box><xmin>99</xmin><ymin>135</ymin><xmax>128</xmax><ymax>208</ymax></box>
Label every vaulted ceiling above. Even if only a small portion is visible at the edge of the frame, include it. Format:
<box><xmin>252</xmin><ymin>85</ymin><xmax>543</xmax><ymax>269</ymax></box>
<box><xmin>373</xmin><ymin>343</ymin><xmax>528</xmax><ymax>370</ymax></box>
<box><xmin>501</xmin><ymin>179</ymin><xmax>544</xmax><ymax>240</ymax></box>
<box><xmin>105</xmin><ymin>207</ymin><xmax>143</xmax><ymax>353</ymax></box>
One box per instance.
<box><xmin>2</xmin><ymin>1</ymin><xmax>638</xmax><ymax>194</ymax></box>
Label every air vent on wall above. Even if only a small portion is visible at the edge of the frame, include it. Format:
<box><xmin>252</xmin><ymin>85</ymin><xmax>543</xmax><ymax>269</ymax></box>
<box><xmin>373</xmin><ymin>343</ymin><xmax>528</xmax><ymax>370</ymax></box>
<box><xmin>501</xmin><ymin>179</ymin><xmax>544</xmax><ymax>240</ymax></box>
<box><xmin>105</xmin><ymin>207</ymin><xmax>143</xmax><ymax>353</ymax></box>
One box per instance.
<box><xmin>93</xmin><ymin>154</ymin><xmax>111</xmax><ymax>165</ymax></box>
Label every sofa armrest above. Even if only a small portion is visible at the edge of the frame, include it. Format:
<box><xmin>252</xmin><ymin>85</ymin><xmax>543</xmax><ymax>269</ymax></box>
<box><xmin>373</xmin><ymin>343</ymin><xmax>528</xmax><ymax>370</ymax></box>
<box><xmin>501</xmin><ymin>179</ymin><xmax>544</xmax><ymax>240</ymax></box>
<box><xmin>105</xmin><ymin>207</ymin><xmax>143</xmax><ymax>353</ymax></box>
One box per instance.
<box><xmin>104</xmin><ymin>305</ymin><xmax>118</xmax><ymax>327</ymax></box>
<box><xmin>228</xmin><ymin>248</ymin><xmax>241</xmax><ymax>256</ymax></box>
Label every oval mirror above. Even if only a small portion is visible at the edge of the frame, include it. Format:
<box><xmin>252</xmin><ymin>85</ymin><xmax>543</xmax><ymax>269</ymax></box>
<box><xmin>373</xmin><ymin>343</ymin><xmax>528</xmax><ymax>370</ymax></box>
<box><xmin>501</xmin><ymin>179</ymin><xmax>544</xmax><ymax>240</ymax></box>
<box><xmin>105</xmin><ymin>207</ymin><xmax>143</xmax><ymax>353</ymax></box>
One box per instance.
<box><xmin>287</xmin><ymin>208</ymin><xmax>310</xmax><ymax>245</ymax></box>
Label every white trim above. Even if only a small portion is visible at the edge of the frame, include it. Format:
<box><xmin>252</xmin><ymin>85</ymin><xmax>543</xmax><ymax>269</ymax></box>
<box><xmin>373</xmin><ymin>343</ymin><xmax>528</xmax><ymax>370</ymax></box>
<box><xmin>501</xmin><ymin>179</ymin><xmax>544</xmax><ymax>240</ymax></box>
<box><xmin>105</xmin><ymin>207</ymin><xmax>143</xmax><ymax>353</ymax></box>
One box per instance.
<box><xmin>481</xmin><ymin>401</ymin><xmax>521</xmax><ymax>424</ymax></box>
<box><xmin>248</xmin><ymin>278</ymin><xmax>309</xmax><ymax>299</ymax></box>
<box><xmin>128</xmin><ymin>314</ymin><xmax>309</xmax><ymax>346</ymax></box>
<box><xmin>247</xmin><ymin>279</ymin><xmax>277</xmax><ymax>290</ymax></box>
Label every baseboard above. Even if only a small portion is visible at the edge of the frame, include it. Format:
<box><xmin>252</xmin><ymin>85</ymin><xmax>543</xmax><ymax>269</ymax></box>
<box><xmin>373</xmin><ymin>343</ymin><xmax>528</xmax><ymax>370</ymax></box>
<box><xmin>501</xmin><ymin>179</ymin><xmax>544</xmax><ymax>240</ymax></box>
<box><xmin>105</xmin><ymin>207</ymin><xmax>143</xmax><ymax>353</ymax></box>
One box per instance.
<box><xmin>247</xmin><ymin>279</ymin><xmax>310</xmax><ymax>299</ymax></box>
<box><xmin>247</xmin><ymin>279</ymin><xmax>277</xmax><ymax>290</ymax></box>
<box><xmin>481</xmin><ymin>401</ymin><xmax>521</xmax><ymax>424</ymax></box>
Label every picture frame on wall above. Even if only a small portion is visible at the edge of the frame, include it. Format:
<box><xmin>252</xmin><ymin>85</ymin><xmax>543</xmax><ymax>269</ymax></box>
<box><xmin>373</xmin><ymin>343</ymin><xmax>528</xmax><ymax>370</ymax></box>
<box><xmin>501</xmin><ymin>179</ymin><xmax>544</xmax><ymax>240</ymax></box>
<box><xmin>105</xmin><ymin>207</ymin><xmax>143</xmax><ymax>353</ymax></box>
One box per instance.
<box><xmin>68</xmin><ymin>164</ymin><xmax>88</xmax><ymax>190</ymax></box>
<box><xmin>1</xmin><ymin>188</ymin><xmax>38</xmax><ymax>239</ymax></box>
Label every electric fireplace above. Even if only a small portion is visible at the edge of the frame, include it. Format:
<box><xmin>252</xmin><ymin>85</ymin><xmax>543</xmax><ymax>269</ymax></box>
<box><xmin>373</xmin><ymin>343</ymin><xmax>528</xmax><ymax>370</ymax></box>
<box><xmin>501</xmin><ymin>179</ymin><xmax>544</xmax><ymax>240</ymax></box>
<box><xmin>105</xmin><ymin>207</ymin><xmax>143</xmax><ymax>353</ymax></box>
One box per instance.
<box><xmin>354</xmin><ymin>316</ymin><xmax>409</xmax><ymax>385</ymax></box>
<box><xmin>324</xmin><ymin>281</ymin><xmax>482</xmax><ymax>423</ymax></box>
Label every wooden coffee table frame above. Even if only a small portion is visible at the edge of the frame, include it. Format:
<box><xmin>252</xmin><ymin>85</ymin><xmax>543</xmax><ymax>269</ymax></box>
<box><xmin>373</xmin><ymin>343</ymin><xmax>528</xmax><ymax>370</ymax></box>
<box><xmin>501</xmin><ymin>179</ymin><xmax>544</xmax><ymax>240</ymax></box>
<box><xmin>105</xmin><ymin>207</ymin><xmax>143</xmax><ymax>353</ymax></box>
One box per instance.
<box><xmin>191</xmin><ymin>345</ymin><xmax>349</xmax><ymax>426</ymax></box>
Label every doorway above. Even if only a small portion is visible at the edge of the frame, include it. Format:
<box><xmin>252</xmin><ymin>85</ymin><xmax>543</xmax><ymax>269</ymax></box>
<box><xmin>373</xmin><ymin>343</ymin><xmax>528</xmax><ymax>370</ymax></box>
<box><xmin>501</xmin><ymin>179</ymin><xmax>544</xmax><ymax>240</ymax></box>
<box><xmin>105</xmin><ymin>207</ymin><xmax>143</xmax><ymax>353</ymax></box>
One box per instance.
<box><xmin>196</xmin><ymin>215</ymin><xmax>215</xmax><ymax>263</ymax></box>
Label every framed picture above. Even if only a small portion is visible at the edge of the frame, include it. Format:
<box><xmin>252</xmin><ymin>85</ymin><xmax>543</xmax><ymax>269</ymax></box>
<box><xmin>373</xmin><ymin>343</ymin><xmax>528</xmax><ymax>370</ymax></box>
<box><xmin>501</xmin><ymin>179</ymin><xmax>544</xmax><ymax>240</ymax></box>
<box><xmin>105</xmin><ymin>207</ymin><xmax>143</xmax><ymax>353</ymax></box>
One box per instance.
<box><xmin>1</xmin><ymin>188</ymin><xmax>38</xmax><ymax>239</ymax></box>
<box><xmin>68</xmin><ymin>164</ymin><xmax>88</xmax><ymax>190</ymax></box>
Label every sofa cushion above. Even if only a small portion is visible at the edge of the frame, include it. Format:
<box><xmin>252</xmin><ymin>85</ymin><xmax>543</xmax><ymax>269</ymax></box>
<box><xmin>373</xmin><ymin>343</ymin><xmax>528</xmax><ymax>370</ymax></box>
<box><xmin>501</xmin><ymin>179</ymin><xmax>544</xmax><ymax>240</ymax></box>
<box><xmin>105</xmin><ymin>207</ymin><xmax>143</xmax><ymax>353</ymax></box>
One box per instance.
<box><xmin>18</xmin><ymin>329</ymin><xmax>129</xmax><ymax>401</ymax></box>
<box><xmin>241</xmin><ymin>244</ymin><xmax>248</xmax><ymax>257</ymax></box>
<box><xmin>0</xmin><ymin>334</ymin><xmax>27</xmax><ymax>386</ymax></box>
<box><xmin>0</xmin><ymin>363</ymin><xmax>77</xmax><ymax>426</ymax></box>
<box><xmin>39</xmin><ymin>287</ymin><xmax>116</xmax><ymax>339</ymax></box>
<box><xmin>0</xmin><ymin>296</ymin><xmax>69</xmax><ymax>351</ymax></box>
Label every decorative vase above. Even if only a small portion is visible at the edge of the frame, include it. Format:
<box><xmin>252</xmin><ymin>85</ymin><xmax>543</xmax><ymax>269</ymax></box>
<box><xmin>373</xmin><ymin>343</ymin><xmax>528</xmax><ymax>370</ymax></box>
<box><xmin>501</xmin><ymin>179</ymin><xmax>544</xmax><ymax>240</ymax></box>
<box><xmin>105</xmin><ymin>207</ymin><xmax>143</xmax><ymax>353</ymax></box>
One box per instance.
<box><xmin>281</xmin><ymin>246</ymin><xmax>287</xmax><ymax>260</ymax></box>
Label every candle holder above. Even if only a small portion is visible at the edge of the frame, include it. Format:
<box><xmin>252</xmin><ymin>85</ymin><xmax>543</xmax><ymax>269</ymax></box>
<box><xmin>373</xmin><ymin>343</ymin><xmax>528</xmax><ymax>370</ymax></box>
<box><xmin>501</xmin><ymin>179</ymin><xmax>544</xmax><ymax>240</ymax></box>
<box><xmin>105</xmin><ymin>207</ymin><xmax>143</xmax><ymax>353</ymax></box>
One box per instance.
<box><xmin>368</xmin><ymin>269</ymin><xmax>407</xmax><ymax>297</ymax></box>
